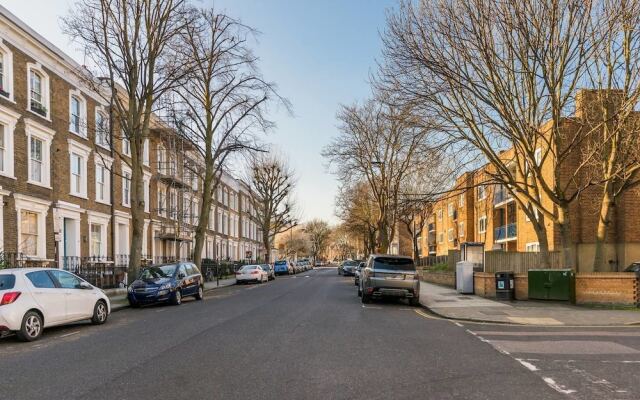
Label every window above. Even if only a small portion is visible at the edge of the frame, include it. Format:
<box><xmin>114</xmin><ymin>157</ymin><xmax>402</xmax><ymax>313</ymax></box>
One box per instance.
<box><xmin>448</xmin><ymin>228</ymin><xmax>454</xmax><ymax>242</ymax></box>
<box><xmin>437</xmin><ymin>209</ymin><xmax>443</xmax><ymax>221</ymax></box>
<box><xmin>0</xmin><ymin>124</ymin><xmax>5</xmax><ymax>172</ymax></box>
<box><xmin>157</xmin><ymin>186</ymin><xmax>166</xmax><ymax>217</ymax></box>
<box><xmin>157</xmin><ymin>144</ymin><xmax>165</xmax><ymax>172</ymax></box>
<box><xmin>91</xmin><ymin>224</ymin><xmax>103</xmax><ymax>257</ymax></box>
<box><xmin>477</xmin><ymin>185</ymin><xmax>486</xmax><ymax>200</ymax></box>
<box><xmin>459</xmin><ymin>222</ymin><xmax>464</xmax><ymax>237</ymax></box>
<box><xmin>478</xmin><ymin>216</ymin><xmax>487</xmax><ymax>234</ymax></box>
<box><xmin>30</xmin><ymin>136</ymin><xmax>43</xmax><ymax>183</ymax></box>
<box><xmin>122</xmin><ymin>134</ymin><xmax>131</xmax><ymax>156</ymax></box>
<box><xmin>70</xmin><ymin>153</ymin><xmax>82</xmax><ymax>195</ymax></box>
<box><xmin>26</xmin><ymin>119</ymin><xmax>54</xmax><ymax>188</ymax></box>
<box><xmin>50</xmin><ymin>270</ymin><xmax>82</xmax><ymax>289</ymax></box>
<box><xmin>95</xmin><ymin>110</ymin><xmax>109</xmax><ymax>147</ymax></box>
<box><xmin>122</xmin><ymin>167</ymin><xmax>131</xmax><ymax>207</ymax></box>
<box><xmin>534</xmin><ymin>148</ymin><xmax>542</xmax><ymax>166</ymax></box>
<box><xmin>209</xmin><ymin>206</ymin><xmax>215</xmax><ymax>229</ymax></box>
<box><xmin>0</xmin><ymin>42</ymin><xmax>13</xmax><ymax>100</ymax></box>
<box><xmin>448</xmin><ymin>203</ymin><xmax>454</xmax><ymax>216</ymax></box>
<box><xmin>525</xmin><ymin>242</ymin><xmax>540</xmax><ymax>252</ymax></box>
<box><xmin>28</xmin><ymin>64</ymin><xmax>50</xmax><ymax>119</ymax></box>
<box><xmin>20</xmin><ymin>211</ymin><xmax>38</xmax><ymax>256</ymax></box>
<box><xmin>26</xmin><ymin>271</ymin><xmax>56</xmax><ymax>289</ymax></box>
<box><xmin>96</xmin><ymin>164</ymin><xmax>106</xmax><ymax>202</ymax></box>
<box><xmin>183</xmin><ymin>196</ymin><xmax>191</xmax><ymax>224</ymax></box>
<box><xmin>0</xmin><ymin>109</ymin><xmax>17</xmax><ymax>179</ymax></box>
<box><xmin>70</xmin><ymin>95</ymin><xmax>81</xmax><ymax>134</ymax></box>
<box><xmin>143</xmin><ymin>174</ymin><xmax>150</xmax><ymax>212</ymax></box>
<box><xmin>459</xmin><ymin>194</ymin><xmax>465</xmax><ymax>207</ymax></box>
<box><xmin>169</xmin><ymin>189</ymin><xmax>177</xmax><ymax>219</ymax></box>
<box><xmin>217</xmin><ymin>209</ymin><xmax>222</xmax><ymax>232</ymax></box>
<box><xmin>438</xmin><ymin>232</ymin><xmax>444</xmax><ymax>244</ymax></box>
<box><xmin>143</xmin><ymin>139</ymin><xmax>149</xmax><ymax>166</ymax></box>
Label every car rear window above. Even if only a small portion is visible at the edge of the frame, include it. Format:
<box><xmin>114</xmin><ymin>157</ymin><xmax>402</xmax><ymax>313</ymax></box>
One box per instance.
<box><xmin>274</xmin><ymin>261</ymin><xmax>287</xmax><ymax>265</ymax></box>
<box><xmin>0</xmin><ymin>274</ymin><xmax>15</xmax><ymax>290</ymax></box>
<box><xmin>373</xmin><ymin>257</ymin><xmax>415</xmax><ymax>271</ymax></box>
<box><xmin>343</xmin><ymin>261</ymin><xmax>359</xmax><ymax>266</ymax></box>
<box><xmin>239</xmin><ymin>265</ymin><xmax>259</xmax><ymax>272</ymax></box>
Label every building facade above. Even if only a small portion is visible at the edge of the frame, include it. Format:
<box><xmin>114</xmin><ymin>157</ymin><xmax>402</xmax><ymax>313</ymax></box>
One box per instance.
<box><xmin>0</xmin><ymin>6</ymin><xmax>263</xmax><ymax>275</ymax></box>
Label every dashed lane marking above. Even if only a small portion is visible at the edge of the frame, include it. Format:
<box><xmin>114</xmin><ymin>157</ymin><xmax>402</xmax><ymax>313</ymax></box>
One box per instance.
<box><xmin>542</xmin><ymin>377</ymin><xmax>577</xmax><ymax>395</ymax></box>
<box><xmin>58</xmin><ymin>331</ymin><xmax>80</xmax><ymax>338</ymax></box>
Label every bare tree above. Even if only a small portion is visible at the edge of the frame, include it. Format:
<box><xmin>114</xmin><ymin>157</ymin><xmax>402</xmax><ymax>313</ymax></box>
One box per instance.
<box><xmin>584</xmin><ymin>0</ymin><xmax>640</xmax><ymax>271</ymax></box>
<box><xmin>63</xmin><ymin>0</ymin><xmax>192</xmax><ymax>279</ymax></box>
<box><xmin>304</xmin><ymin>219</ymin><xmax>331</xmax><ymax>264</ymax></box>
<box><xmin>169</xmin><ymin>8</ymin><xmax>285</xmax><ymax>268</ymax></box>
<box><xmin>380</xmin><ymin>0</ymin><xmax>608</xmax><ymax>268</ymax></box>
<box><xmin>249</xmin><ymin>153</ymin><xmax>297</xmax><ymax>263</ymax></box>
<box><xmin>323</xmin><ymin>99</ymin><xmax>441</xmax><ymax>253</ymax></box>
<box><xmin>335</xmin><ymin>181</ymin><xmax>378</xmax><ymax>255</ymax></box>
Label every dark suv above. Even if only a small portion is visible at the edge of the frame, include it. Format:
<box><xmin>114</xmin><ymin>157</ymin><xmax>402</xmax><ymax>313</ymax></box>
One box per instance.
<box><xmin>359</xmin><ymin>255</ymin><xmax>419</xmax><ymax>306</ymax></box>
<box><xmin>339</xmin><ymin>260</ymin><xmax>361</xmax><ymax>276</ymax></box>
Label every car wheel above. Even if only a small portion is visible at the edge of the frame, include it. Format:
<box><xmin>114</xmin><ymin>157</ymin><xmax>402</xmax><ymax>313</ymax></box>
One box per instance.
<box><xmin>361</xmin><ymin>291</ymin><xmax>371</xmax><ymax>304</ymax></box>
<box><xmin>195</xmin><ymin>285</ymin><xmax>204</xmax><ymax>300</ymax></box>
<box><xmin>409</xmin><ymin>298</ymin><xmax>420</xmax><ymax>307</ymax></box>
<box><xmin>171</xmin><ymin>290</ymin><xmax>182</xmax><ymax>305</ymax></box>
<box><xmin>91</xmin><ymin>300</ymin><xmax>109</xmax><ymax>325</ymax></box>
<box><xmin>17</xmin><ymin>311</ymin><xmax>43</xmax><ymax>342</ymax></box>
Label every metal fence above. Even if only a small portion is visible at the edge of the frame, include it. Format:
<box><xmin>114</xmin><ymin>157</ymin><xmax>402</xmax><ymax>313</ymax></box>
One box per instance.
<box><xmin>484</xmin><ymin>251</ymin><xmax>565</xmax><ymax>274</ymax></box>
<box><xmin>201</xmin><ymin>259</ymin><xmax>246</xmax><ymax>282</ymax></box>
<box><xmin>417</xmin><ymin>250</ymin><xmax>461</xmax><ymax>270</ymax></box>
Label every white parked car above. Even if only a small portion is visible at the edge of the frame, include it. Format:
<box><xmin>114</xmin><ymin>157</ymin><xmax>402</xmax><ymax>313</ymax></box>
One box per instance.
<box><xmin>0</xmin><ymin>268</ymin><xmax>111</xmax><ymax>342</ymax></box>
<box><xmin>235</xmin><ymin>265</ymin><xmax>268</xmax><ymax>284</ymax></box>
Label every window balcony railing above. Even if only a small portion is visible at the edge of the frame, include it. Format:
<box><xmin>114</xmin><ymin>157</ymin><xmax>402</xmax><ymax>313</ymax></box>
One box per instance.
<box><xmin>494</xmin><ymin>223</ymin><xmax>517</xmax><ymax>241</ymax></box>
<box><xmin>493</xmin><ymin>187</ymin><xmax>514</xmax><ymax>205</ymax></box>
<box><xmin>30</xmin><ymin>100</ymin><xmax>47</xmax><ymax>117</ymax></box>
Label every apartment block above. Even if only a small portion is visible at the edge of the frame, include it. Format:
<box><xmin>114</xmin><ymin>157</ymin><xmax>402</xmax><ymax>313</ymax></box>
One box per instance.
<box><xmin>0</xmin><ymin>6</ymin><xmax>264</xmax><ymax>275</ymax></box>
<box><xmin>418</xmin><ymin>89</ymin><xmax>640</xmax><ymax>271</ymax></box>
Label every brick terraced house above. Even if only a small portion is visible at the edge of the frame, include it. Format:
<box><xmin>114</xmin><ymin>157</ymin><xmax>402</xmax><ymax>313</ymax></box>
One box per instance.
<box><xmin>0</xmin><ymin>6</ymin><xmax>264</xmax><ymax>283</ymax></box>
<box><xmin>418</xmin><ymin>89</ymin><xmax>640</xmax><ymax>272</ymax></box>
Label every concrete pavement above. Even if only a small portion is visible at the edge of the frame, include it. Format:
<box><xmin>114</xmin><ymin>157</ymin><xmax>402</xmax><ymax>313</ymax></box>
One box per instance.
<box><xmin>419</xmin><ymin>281</ymin><xmax>640</xmax><ymax>326</ymax></box>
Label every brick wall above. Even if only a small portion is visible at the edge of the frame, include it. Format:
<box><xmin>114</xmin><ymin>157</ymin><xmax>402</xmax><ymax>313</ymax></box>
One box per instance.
<box><xmin>473</xmin><ymin>272</ymin><xmax>495</xmax><ymax>298</ymax></box>
<box><xmin>419</xmin><ymin>270</ymin><xmax>455</xmax><ymax>288</ymax></box>
<box><xmin>575</xmin><ymin>273</ymin><xmax>638</xmax><ymax>306</ymax></box>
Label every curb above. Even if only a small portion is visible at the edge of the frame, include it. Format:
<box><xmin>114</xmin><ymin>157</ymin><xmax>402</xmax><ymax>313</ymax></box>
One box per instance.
<box><xmin>109</xmin><ymin>281</ymin><xmax>237</xmax><ymax>312</ymax></box>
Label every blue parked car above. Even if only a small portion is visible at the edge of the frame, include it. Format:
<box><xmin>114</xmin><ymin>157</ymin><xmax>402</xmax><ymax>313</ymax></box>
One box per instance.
<box><xmin>273</xmin><ymin>260</ymin><xmax>292</xmax><ymax>275</ymax></box>
<box><xmin>127</xmin><ymin>262</ymin><xmax>203</xmax><ymax>307</ymax></box>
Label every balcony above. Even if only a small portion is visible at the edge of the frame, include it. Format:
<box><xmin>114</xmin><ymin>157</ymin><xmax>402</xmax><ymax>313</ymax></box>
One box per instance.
<box><xmin>493</xmin><ymin>186</ymin><xmax>514</xmax><ymax>206</ymax></box>
<box><xmin>494</xmin><ymin>223</ymin><xmax>517</xmax><ymax>242</ymax></box>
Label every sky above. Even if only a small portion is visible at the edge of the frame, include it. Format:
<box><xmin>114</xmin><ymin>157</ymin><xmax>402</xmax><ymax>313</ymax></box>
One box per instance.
<box><xmin>2</xmin><ymin>0</ymin><xmax>394</xmax><ymax>224</ymax></box>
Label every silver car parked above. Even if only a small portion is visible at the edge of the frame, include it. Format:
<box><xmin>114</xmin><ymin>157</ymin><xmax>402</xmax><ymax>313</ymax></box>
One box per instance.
<box><xmin>359</xmin><ymin>254</ymin><xmax>420</xmax><ymax>306</ymax></box>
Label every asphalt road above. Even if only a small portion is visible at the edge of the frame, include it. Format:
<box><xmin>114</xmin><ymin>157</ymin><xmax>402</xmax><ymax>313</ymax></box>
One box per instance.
<box><xmin>1</xmin><ymin>267</ymin><xmax>639</xmax><ymax>399</ymax></box>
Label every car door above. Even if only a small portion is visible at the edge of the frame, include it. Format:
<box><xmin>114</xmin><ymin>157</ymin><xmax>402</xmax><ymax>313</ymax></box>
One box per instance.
<box><xmin>24</xmin><ymin>271</ymin><xmax>67</xmax><ymax>326</ymax></box>
<box><xmin>184</xmin><ymin>263</ymin><xmax>200</xmax><ymax>294</ymax></box>
<box><xmin>176</xmin><ymin>265</ymin><xmax>192</xmax><ymax>295</ymax></box>
<box><xmin>50</xmin><ymin>270</ymin><xmax>96</xmax><ymax>321</ymax></box>
<box><xmin>189</xmin><ymin>263</ymin><xmax>202</xmax><ymax>290</ymax></box>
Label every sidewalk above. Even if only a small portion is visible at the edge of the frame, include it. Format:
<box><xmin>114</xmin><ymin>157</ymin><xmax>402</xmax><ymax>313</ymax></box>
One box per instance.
<box><xmin>419</xmin><ymin>281</ymin><xmax>640</xmax><ymax>326</ymax></box>
<box><xmin>105</xmin><ymin>278</ymin><xmax>237</xmax><ymax>312</ymax></box>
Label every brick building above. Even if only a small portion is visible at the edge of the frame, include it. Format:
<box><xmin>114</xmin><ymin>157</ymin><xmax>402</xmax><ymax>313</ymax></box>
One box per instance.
<box><xmin>418</xmin><ymin>89</ymin><xmax>640</xmax><ymax>272</ymax></box>
<box><xmin>0</xmin><ymin>6</ymin><xmax>264</xmax><ymax>275</ymax></box>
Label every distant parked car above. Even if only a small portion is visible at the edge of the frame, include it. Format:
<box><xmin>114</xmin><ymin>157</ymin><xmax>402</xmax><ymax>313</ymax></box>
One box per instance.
<box><xmin>359</xmin><ymin>255</ymin><xmax>420</xmax><ymax>306</ymax></box>
<box><xmin>274</xmin><ymin>260</ymin><xmax>293</xmax><ymax>275</ymax></box>
<box><xmin>0</xmin><ymin>268</ymin><xmax>111</xmax><ymax>342</ymax></box>
<box><xmin>624</xmin><ymin>262</ymin><xmax>640</xmax><ymax>273</ymax></box>
<box><xmin>261</xmin><ymin>264</ymin><xmax>276</xmax><ymax>281</ymax></box>
<box><xmin>354</xmin><ymin>262</ymin><xmax>365</xmax><ymax>287</ymax></box>
<box><xmin>236</xmin><ymin>265</ymin><xmax>268</xmax><ymax>284</ymax></box>
<box><xmin>128</xmin><ymin>263</ymin><xmax>204</xmax><ymax>307</ymax></box>
<box><xmin>340</xmin><ymin>260</ymin><xmax>361</xmax><ymax>276</ymax></box>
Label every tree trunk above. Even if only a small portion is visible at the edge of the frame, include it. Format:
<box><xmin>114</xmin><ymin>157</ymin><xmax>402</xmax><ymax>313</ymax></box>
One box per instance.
<box><xmin>263</xmin><ymin>230</ymin><xmax>271</xmax><ymax>263</ymax></box>
<box><xmin>533</xmin><ymin>217</ymin><xmax>551</xmax><ymax>268</ymax></box>
<box><xmin>193</xmin><ymin>169</ymin><xmax>215</xmax><ymax>268</ymax></box>
<box><xmin>128</xmin><ymin>152</ymin><xmax>144</xmax><ymax>283</ymax></box>
<box><xmin>593</xmin><ymin>184</ymin><xmax>614</xmax><ymax>272</ymax></box>
<box><xmin>557</xmin><ymin>205</ymin><xmax>575</xmax><ymax>270</ymax></box>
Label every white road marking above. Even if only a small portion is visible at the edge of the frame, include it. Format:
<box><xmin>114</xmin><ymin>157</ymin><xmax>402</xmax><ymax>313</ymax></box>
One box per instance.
<box><xmin>58</xmin><ymin>331</ymin><xmax>80</xmax><ymax>338</ymax></box>
<box><xmin>542</xmin><ymin>377</ymin><xmax>577</xmax><ymax>395</ymax></box>
<box><xmin>362</xmin><ymin>305</ymin><xmax>383</xmax><ymax>309</ymax></box>
<box><xmin>516</xmin><ymin>358</ymin><xmax>539</xmax><ymax>372</ymax></box>
<box><xmin>304</xmin><ymin>275</ymin><xmax>310</xmax><ymax>278</ymax></box>
<box><xmin>454</xmin><ymin>322</ymin><xmax>463</xmax><ymax>327</ymax></box>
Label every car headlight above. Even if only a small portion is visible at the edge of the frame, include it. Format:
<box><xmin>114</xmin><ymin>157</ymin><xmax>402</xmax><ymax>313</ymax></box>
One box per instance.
<box><xmin>159</xmin><ymin>283</ymin><xmax>172</xmax><ymax>290</ymax></box>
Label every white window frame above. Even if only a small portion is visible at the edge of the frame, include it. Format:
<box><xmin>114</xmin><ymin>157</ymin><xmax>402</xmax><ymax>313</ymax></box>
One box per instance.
<box><xmin>15</xmin><ymin>194</ymin><xmax>50</xmax><ymax>259</ymax></box>
<box><xmin>169</xmin><ymin>188</ymin><xmax>177</xmax><ymax>220</ymax></box>
<box><xmin>121</xmin><ymin>164</ymin><xmax>132</xmax><ymax>207</ymax></box>
<box><xmin>447</xmin><ymin>228</ymin><xmax>454</xmax><ymax>242</ymax></box>
<box><xmin>27</xmin><ymin>63</ymin><xmax>50</xmax><ymax>120</ymax></box>
<box><xmin>143</xmin><ymin>138</ymin><xmax>149</xmax><ymax>166</ymax></box>
<box><xmin>121</xmin><ymin>132</ymin><xmax>131</xmax><ymax>157</ymax></box>
<box><xmin>94</xmin><ymin>153</ymin><xmax>113</xmax><ymax>205</ymax></box>
<box><xmin>437</xmin><ymin>209</ymin><xmax>443</xmax><ymax>221</ymax></box>
<box><xmin>68</xmin><ymin>89</ymin><xmax>87</xmax><ymax>137</ymax></box>
<box><xmin>448</xmin><ymin>203</ymin><xmax>454</xmax><ymax>216</ymax></box>
<box><xmin>143</xmin><ymin>172</ymin><xmax>151</xmax><ymax>213</ymax></box>
<box><xmin>459</xmin><ymin>194</ymin><xmax>465</xmax><ymax>207</ymax></box>
<box><xmin>477</xmin><ymin>185</ymin><xmax>486</xmax><ymax>200</ymax></box>
<box><xmin>525</xmin><ymin>242</ymin><xmax>540</xmax><ymax>252</ymax></box>
<box><xmin>0</xmin><ymin>40</ymin><xmax>14</xmax><ymax>102</ymax></box>
<box><xmin>459</xmin><ymin>222</ymin><xmax>464</xmax><ymax>237</ymax></box>
<box><xmin>87</xmin><ymin>211</ymin><xmax>110</xmax><ymax>258</ymax></box>
<box><xmin>438</xmin><ymin>232</ymin><xmax>444</xmax><ymax>244</ymax></box>
<box><xmin>67</xmin><ymin>139</ymin><xmax>91</xmax><ymax>199</ymax></box>
<box><xmin>0</xmin><ymin>105</ymin><xmax>19</xmax><ymax>179</ymax></box>
<box><xmin>157</xmin><ymin>184</ymin><xmax>167</xmax><ymax>218</ymax></box>
<box><xmin>478</xmin><ymin>216</ymin><xmax>487</xmax><ymax>234</ymax></box>
<box><xmin>534</xmin><ymin>148</ymin><xmax>542</xmax><ymax>166</ymax></box>
<box><xmin>25</xmin><ymin>118</ymin><xmax>54</xmax><ymax>188</ymax></box>
<box><xmin>95</xmin><ymin>107</ymin><xmax>110</xmax><ymax>149</ymax></box>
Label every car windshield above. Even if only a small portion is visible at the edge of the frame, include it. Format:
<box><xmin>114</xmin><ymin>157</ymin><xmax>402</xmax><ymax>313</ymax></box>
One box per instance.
<box><xmin>140</xmin><ymin>265</ymin><xmax>177</xmax><ymax>279</ymax></box>
<box><xmin>262</xmin><ymin>265</ymin><xmax>271</xmax><ymax>270</ymax></box>
<box><xmin>344</xmin><ymin>261</ymin><xmax>359</xmax><ymax>267</ymax></box>
<box><xmin>0</xmin><ymin>274</ymin><xmax>15</xmax><ymax>290</ymax></box>
<box><xmin>624</xmin><ymin>263</ymin><xmax>640</xmax><ymax>272</ymax></box>
<box><xmin>240</xmin><ymin>265</ymin><xmax>259</xmax><ymax>272</ymax></box>
<box><xmin>373</xmin><ymin>257</ymin><xmax>415</xmax><ymax>271</ymax></box>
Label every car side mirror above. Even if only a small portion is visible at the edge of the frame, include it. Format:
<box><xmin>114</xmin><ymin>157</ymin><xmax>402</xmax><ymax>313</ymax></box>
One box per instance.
<box><xmin>78</xmin><ymin>281</ymin><xmax>92</xmax><ymax>290</ymax></box>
